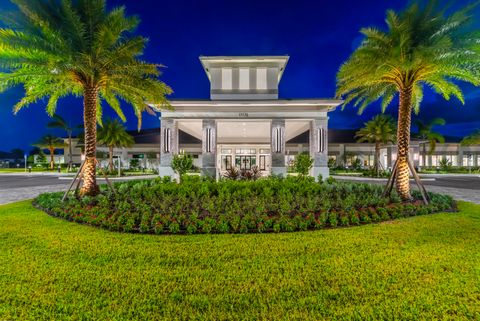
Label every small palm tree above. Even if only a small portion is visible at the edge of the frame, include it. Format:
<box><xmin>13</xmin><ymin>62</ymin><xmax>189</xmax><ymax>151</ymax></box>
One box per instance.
<box><xmin>461</xmin><ymin>130</ymin><xmax>480</xmax><ymax>146</ymax></box>
<box><xmin>97</xmin><ymin>119</ymin><xmax>134</xmax><ymax>172</ymax></box>
<box><xmin>336</xmin><ymin>1</ymin><xmax>480</xmax><ymax>200</ymax></box>
<box><xmin>414</xmin><ymin>118</ymin><xmax>446</xmax><ymax>167</ymax></box>
<box><xmin>47</xmin><ymin>114</ymin><xmax>82</xmax><ymax>171</ymax></box>
<box><xmin>355</xmin><ymin>114</ymin><xmax>396</xmax><ymax>176</ymax></box>
<box><xmin>34</xmin><ymin>135</ymin><xmax>66</xmax><ymax>170</ymax></box>
<box><xmin>0</xmin><ymin>0</ymin><xmax>172</xmax><ymax>196</ymax></box>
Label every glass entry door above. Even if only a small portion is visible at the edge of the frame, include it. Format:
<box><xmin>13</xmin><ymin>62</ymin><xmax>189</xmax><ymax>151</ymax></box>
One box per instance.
<box><xmin>235</xmin><ymin>155</ymin><xmax>256</xmax><ymax>170</ymax></box>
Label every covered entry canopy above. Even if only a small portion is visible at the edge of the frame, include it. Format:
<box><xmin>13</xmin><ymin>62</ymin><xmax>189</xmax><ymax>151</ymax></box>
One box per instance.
<box><xmin>151</xmin><ymin>98</ymin><xmax>342</xmax><ymax>178</ymax></box>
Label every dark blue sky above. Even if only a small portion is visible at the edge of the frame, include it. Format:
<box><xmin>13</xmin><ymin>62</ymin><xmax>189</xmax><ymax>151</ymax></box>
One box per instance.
<box><xmin>1</xmin><ymin>0</ymin><xmax>479</xmax><ymax>152</ymax></box>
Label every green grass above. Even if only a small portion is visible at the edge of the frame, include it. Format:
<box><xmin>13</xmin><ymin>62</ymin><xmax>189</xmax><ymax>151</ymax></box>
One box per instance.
<box><xmin>1</xmin><ymin>201</ymin><xmax>479</xmax><ymax>320</ymax></box>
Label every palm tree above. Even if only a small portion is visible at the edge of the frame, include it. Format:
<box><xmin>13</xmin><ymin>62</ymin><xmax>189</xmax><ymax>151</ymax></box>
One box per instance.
<box><xmin>47</xmin><ymin>114</ymin><xmax>82</xmax><ymax>171</ymax></box>
<box><xmin>414</xmin><ymin>118</ymin><xmax>445</xmax><ymax>167</ymax></box>
<box><xmin>34</xmin><ymin>135</ymin><xmax>66</xmax><ymax>170</ymax></box>
<box><xmin>0</xmin><ymin>0</ymin><xmax>172</xmax><ymax>196</ymax></box>
<box><xmin>461</xmin><ymin>130</ymin><xmax>480</xmax><ymax>146</ymax></box>
<box><xmin>355</xmin><ymin>114</ymin><xmax>396</xmax><ymax>176</ymax></box>
<box><xmin>97</xmin><ymin>119</ymin><xmax>135</xmax><ymax>172</ymax></box>
<box><xmin>336</xmin><ymin>1</ymin><xmax>480</xmax><ymax>201</ymax></box>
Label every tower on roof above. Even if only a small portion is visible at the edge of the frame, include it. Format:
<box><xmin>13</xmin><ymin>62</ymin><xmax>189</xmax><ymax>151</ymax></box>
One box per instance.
<box><xmin>199</xmin><ymin>56</ymin><xmax>289</xmax><ymax>100</ymax></box>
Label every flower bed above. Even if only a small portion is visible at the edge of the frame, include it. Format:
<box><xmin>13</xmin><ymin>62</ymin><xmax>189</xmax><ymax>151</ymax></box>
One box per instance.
<box><xmin>34</xmin><ymin>176</ymin><xmax>456</xmax><ymax>234</ymax></box>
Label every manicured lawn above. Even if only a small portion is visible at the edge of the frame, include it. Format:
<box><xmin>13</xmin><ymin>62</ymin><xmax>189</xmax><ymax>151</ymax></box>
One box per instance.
<box><xmin>0</xmin><ymin>201</ymin><xmax>479</xmax><ymax>320</ymax></box>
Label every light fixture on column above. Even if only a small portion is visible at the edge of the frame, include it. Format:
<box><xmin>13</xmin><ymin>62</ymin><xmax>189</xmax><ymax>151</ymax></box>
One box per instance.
<box><xmin>273</xmin><ymin>127</ymin><xmax>283</xmax><ymax>153</ymax></box>
<box><xmin>163</xmin><ymin>128</ymin><xmax>171</xmax><ymax>153</ymax></box>
<box><xmin>205</xmin><ymin>127</ymin><xmax>213</xmax><ymax>153</ymax></box>
<box><xmin>316</xmin><ymin>128</ymin><xmax>326</xmax><ymax>153</ymax></box>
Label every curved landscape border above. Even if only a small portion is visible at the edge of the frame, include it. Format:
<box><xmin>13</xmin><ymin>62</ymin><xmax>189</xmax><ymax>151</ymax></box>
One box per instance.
<box><xmin>33</xmin><ymin>177</ymin><xmax>457</xmax><ymax>235</ymax></box>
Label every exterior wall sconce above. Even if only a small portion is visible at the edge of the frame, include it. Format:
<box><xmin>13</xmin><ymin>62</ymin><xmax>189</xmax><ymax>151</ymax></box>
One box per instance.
<box><xmin>163</xmin><ymin>128</ymin><xmax>171</xmax><ymax>153</ymax></box>
<box><xmin>205</xmin><ymin>127</ymin><xmax>214</xmax><ymax>154</ymax></box>
<box><xmin>273</xmin><ymin>127</ymin><xmax>284</xmax><ymax>153</ymax></box>
<box><xmin>317</xmin><ymin>128</ymin><xmax>326</xmax><ymax>153</ymax></box>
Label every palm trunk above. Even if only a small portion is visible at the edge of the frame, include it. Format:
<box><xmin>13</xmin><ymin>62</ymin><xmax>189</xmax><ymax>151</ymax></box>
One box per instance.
<box><xmin>49</xmin><ymin>147</ymin><xmax>55</xmax><ymax>170</ymax></box>
<box><xmin>80</xmin><ymin>86</ymin><xmax>100</xmax><ymax>196</ymax></box>
<box><xmin>374</xmin><ymin>141</ymin><xmax>380</xmax><ymax>177</ymax></box>
<box><xmin>108</xmin><ymin>146</ymin><xmax>114</xmax><ymax>172</ymax></box>
<box><xmin>68</xmin><ymin>133</ymin><xmax>73</xmax><ymax>171</ymax></box>
<box><xmin>395</xmin><ymin>86</ymin><xmax>414</xmax><ymax>201</ymax></box>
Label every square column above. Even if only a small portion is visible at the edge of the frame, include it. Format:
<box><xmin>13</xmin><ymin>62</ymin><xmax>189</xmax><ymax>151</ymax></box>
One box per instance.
<box><xmin>309</xmin><ymin>118</ymin><xmax>329</xmax><ymax>179</ymax></box>
<box><xmin>159</xmin><ymin>118</ymin><xmax>178</xmax><ymax>177</ymax></box>
<box><xmin>271</xmin><ymin>119</ymin><xmax>286</xmax><ymax>177</ymax></box>
<box><xmin>201</xmin><ymin>119</ymin><xmax>217</xmax><ymax>177</ymax></box>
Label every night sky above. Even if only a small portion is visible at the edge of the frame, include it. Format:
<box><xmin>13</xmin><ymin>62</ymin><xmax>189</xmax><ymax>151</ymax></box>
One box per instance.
<box><xmin>1</xmin><ymin>0</ymin><xmax>479</xmax><ymax>152</ymax></box>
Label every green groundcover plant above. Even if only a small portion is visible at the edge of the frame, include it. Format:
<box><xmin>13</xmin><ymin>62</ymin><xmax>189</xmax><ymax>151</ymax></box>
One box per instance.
<box><xmin>34</xmin><ymin>177</ymin><xmax>455</xmax><ymax>235</ymax></box>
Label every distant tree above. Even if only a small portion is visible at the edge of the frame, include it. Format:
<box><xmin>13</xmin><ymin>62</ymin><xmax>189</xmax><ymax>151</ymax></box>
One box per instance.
<box><xmin>461</xmin><ymin>130</ymin><xmax>480</xmax><ymax>146</ymax></box>
<box><xmin>34</xmin><ymin>135</ymin><xmax>66</xmax><ymax>169</ymax></box>
<box><xmin>355</xmin><ymin>114</ymin><xmax>396</xmax><ymax>176</ymax></box>
<box><xmin>415</xmin><ymin>118</ymin><xmax>445</xmax><ymax>154</ymax></box>
<box><xmin>97</xmin><ymin>119</ymin><xmax>134</xmax><ymax>172</ymax></box>
<box><xmin>28</xmin><ymin>147</ymin><xmax>41</xmax><ymax>156</ymax></box>
<box><xmin>10</xmin><ymin>148</ymin><xmax>25</xmax><ymax>161</ymax></box>
<box><xmin>336</xmin><ymin>1</ymin><xmax>480</xmax><ymax>200</ymax></box>
<box><xmin>47</xmin><ymin>114</ymin><xmax>82</xmax><ymax>171</ymax></box>
<box><xmin>0</xmin><ymin>0</ymin><xmax>172</xmax><ymax>195</ymax></box>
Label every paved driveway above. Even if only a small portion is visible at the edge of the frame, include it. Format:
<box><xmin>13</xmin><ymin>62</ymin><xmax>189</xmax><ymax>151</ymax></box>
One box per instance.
<box><xmin>0</xmin><ymin>174</ymin><xmax>155</xmax><ymax>205</ymax></box>
<box><xmin>1</xmin><ymin>174</ymin><xmax>479</xmax><ymax>205</ymax></box>
<box><xmin>334</xmin><ymin>175</ymin><xmax>480</xmax><ymax>204</ymax></box>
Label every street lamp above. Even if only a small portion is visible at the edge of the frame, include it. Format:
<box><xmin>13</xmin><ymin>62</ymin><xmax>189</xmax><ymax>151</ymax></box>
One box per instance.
<box><xmin>24</xmin><ymin>154</ymin><xmax>27</xmax><ymax>173</ymax></box>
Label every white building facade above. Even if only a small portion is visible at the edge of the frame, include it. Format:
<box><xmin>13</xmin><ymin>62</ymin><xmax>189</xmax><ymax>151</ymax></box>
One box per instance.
<box><xmin>153</xmin><ymin>56</ymin><xmax>342</xmax><ymax>178</ymax></box>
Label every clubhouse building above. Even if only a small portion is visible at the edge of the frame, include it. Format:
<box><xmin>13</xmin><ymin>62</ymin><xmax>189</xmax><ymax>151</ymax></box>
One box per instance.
<box><xmin>152</xmin><ymin>56</ymin><xmax>342</xmax><ymax>178</ymax></box>
<box><xmin>61</xmin><ymin>56</ymin><xmax>480</xmax><ymax>175</ymax></box>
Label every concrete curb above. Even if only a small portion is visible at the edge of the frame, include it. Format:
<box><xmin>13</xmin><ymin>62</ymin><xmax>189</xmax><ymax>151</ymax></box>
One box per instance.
<box><xmin>332</xmin><ymin>175</ymin><xmax>436</xmax><ymax>182</ymax></box>
<box><xmin>0</xmin><ymin>172</ymin><xmax>74</xmax><ymax>177</ymax></box>
<box><xmin>57</xmin><ymin>175</ymin><xmax>157</xmax><ymax>181</ymax></box>
<box><xmin>418</xmin><ymin>173</ymin><xmax>480</xmax><ymax>178</ymax></box>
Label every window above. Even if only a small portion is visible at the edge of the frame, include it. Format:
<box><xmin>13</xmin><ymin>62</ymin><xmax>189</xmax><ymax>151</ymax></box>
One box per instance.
<box><xmin>239</xmin><ymin>68</ymin><xmax>249</xmax><ymax>90</ymax></box>
<box><xmin>256</xmin><ymin>68</ymin><xmax>267</xmax><ymax>90</ymax></box>
<box><xmin>222</xmin><ymin>68</ymin><xmax>232</xmax><ymax>90</ymax></box>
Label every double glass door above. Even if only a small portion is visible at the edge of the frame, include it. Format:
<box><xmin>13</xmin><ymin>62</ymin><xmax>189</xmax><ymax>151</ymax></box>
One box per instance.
<box><xmin>235</xmin><ymin>155</ymin><xmax>256</xmax><ymax>170</ymax></box>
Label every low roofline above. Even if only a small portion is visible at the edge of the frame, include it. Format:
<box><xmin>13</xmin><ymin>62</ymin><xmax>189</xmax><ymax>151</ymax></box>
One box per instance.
<box><xmin>150</xmin><ymin>98</ymin><xmax>343</xmax><ymax>112</ymax></box>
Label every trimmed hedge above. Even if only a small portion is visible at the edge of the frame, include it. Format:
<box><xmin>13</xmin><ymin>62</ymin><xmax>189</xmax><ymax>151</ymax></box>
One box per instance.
<box><xmin>34</xmin><ymin>176</ymin><xmax>456</xmax><ymax>234</ymax></box>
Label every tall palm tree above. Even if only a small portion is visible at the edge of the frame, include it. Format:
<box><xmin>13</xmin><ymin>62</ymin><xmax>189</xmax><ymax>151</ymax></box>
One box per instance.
<box><xmin>0</xmin><ymin>0</ymin><xmax>172</xmax><ymax>196</ymax></box>
<box><xmin>461</xmin><ymin>130</ymin><xmax>480</xmax><ymax>146</ymax></box>
<box><xmin>355</xmin><ymin>114</ymin><xmax>396</xmax><ymax>176</ymax></box>
<box><xmin>414</xmin><ymin>118</ymin><xmax>445</xmax><ymax>167</ymax></box>
<box><xmin>97</xmin><ymin>119</ymin><xmax>134</xmax><ymax>172</ymax></box>
<box><xmin>47</xmin><ymin>114</ymin><xmax>82</xmax><ymax>171</ymax></box>
<box><xmin>34</xmin><ymin>135</ymin><xmax>66</xmax><ymax>170</ymax></box>
<box><xmin>336</xmin><ymin>1</ymin><xmax>480</xmax><ymax>201</ymax></box>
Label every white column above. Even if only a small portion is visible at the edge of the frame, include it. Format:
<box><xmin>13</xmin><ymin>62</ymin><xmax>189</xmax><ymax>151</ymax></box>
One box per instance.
<box><xmin>201</xmin><ymin>119</ymin><xmax>217</xmax><ymax>177</ymax></box>
<box><xmin>309</xmin><ymin>118</ymin><xmax>329</xmax><ymax>179</ymax></box>
<box><xmin>271</xmin><ymin>119</ymin><xmax>286</xmax><ymax>177</ymax></box>
<box><xmin>159</xmin><ymin>118</ymin><xmax>178</xmax><ymax>177</ymax></box>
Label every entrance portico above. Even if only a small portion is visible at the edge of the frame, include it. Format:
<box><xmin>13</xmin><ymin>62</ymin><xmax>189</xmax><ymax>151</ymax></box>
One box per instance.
<box><xmin>153</xmin><ymin>56</ymin><xmax>342</xmax><ymax>179</ymax></box>
<box><xmin>157</xmin><ymin>100</ymin><xmax>339</xmax><ymax>178</ymax></box>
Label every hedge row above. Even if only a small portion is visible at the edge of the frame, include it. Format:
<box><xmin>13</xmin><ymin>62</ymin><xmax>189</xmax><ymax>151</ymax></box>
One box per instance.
<box><xmin>34</xmin><ymin>176</ymin><xmax>456</xmax><ymax>234</ymax></box>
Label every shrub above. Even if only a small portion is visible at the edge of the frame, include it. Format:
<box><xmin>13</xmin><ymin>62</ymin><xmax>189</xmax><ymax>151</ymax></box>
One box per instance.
<box><xmin>294</xmin><ymin>152</ymin><xmax>314</xmax><ymax>175</ymax></box>
<box><xmin>171</xmin><ymin>152</ymin><xmax>194</xmax><ymax>181</ymax></box>
<box><xmin>34</xmin><ymin>176</ymin><xmax>455</xmax><ymax>235</ymax></box>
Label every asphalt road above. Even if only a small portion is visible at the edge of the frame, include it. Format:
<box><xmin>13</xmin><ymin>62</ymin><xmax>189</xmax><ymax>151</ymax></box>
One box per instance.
<box><xmin>0</xmin><ymin>174</ymin><xmax>154</xmax><ymax>205</ymax></box>
<box><xmin>0</xmin><ymin>175</ymin><xmax>68</xmax><ymax>189</ymax></box>
<box><xmin>0</xmin><ymin>174</ymin><xmax>479</xmax><ymax>205</ymax></box>
<box><xmin>422</xmin><ymin>176</ymin><xmax>480</xmax><ymax>190</ymax></box>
